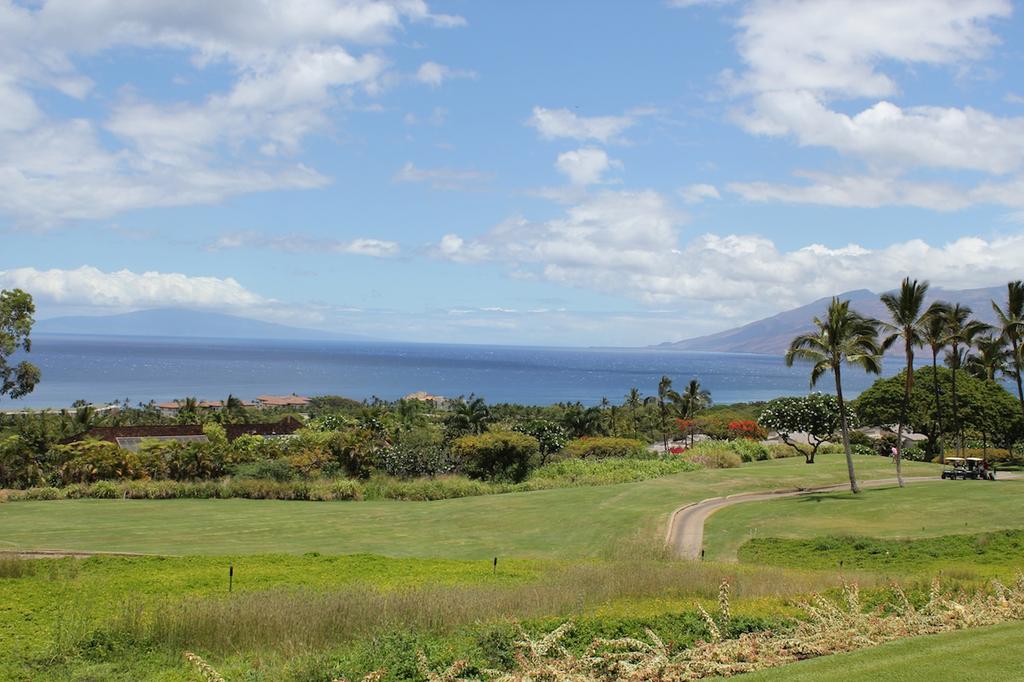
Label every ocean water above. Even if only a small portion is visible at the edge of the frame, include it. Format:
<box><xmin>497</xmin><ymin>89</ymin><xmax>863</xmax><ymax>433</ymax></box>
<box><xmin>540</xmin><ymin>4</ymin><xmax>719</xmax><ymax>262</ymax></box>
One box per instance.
<box><xmin>8</xmin><ymin>334</ymin><xmax>898</xmax><ymax>409</ymax></box>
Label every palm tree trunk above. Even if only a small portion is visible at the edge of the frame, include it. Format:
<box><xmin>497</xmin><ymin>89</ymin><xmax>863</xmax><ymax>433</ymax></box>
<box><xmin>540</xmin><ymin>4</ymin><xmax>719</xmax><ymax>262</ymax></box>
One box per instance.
<box><xmin>834</xmin><ymin>365</ymin><xmax>859</xmax><ymax>494</ymax></box>
<box><xmin>1012</xmin><ymin>336</ymin><xmax>1024</xmax><ymax>422</ymax></box>
<box><xmin>895</xmin><ymin>344</ymin><xmax>910</xmax><ymax>488</ymax></box>
<box><xmin>660</xmin><ymin>402</ymin><xmax>668</xmax><ymax>454</ymax></box>
<box><xmin>931</xmin><ymin>349</ymin><xmax>945</xmax><ymax>463</ymax></box>
<box><xmin>951</xmin><ymin>343</ymin><xmax>961</xmax><ymax>456</ymax></box>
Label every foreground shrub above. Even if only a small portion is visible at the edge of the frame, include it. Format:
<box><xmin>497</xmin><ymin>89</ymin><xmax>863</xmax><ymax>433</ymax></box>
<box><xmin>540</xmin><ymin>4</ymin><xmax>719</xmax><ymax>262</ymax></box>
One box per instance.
<box><xmin>529</xmin><ymin>457</ymin><xmax>699</xmax><ymax>486</ymax></box>
<box><xmin>683</xmin><ymin>441</ymin><xmax>745</xmax><ymax>468</ymax></box>
<box><xmin>728</xmin><ymin>439</ymin><xmax>771</xmax><ymax>462</ymax></box>
<box><xmin>559</xmin><ymin>437</ymin><xmax>648</xmax><ymax>460</ymax></box>
<box><xmin>54</xmin><ymin>440</ymin><xmax>141</xmax><ymax>484</ymax></box>
<box><xmin>229</xmin><ymin>459</ymin><xmax>295</xmax><ymax>482</ymax></box>
<box><xmin>363</xmin><ymin>474</ymin><xmax>503</xmax><ymax>501</ymax></box>
<box><xmin>685</xmin><ymin>450</ymin><xmax>742</xmax><ymax>469</ymax></box>
<box><xmin>451</xmin><ymin>431</ymin><xmax>540</xmax><ymax>483</ymax></box>
<box><xmin>374</xmin><ymin>444</ymin><xmax>456</xmax><ymax>479</ymax></box>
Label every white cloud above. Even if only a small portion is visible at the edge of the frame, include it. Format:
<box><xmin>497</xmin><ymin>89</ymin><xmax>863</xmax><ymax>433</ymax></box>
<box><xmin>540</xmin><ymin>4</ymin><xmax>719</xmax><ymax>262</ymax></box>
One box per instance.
<box><xmin>737</xmin><ymin>93</ymin><xmax>1024</xmax><ymax>175</ymax></box>
<box><xmin>432</xmin><ymin>189</ymin><xmax>1024</xmax><ymax>314</ymax></box>
<box><xmin>527</xmin><ymin>107</ymin><xmax>635</xmax><ymax>143</ymax></box>
<box><xmin>733</xmin><ymin>0</ymin><xmax>1010</xmax><ymax>99</ymax></box>
<box><xmin>555</xmin><ymin>147</ymin><xmax>622</xmax><ymax>185</ymax></box>
<box><xmin>730</xmin><ymin>172</ymin><xmax>1024</xmax><ymax>211</ymax></box>
<box><xmin>720</xmin><ymin>0</ymin><xmax>1020</xmax><ymax>209</ymax></box>
<box><xmin>393</xmin><ymin>161</ymin><xmax>490</xmax><ymax>190</ymax></box>
<box><xmin>680</xmin><ymin>183</ymin><xmax>721</xmax><ymax>204</ymax></box>
<box><xmin>433</xmin><ymin>190</ymin><xmax>679</xmax><ymax>280</ymax></box>
<box><xmin>0</xmin><ymin>266</ymin><xmax>270</xmax><ymax>310</ymax></box>
<box><xmin>206</xmin><ymin>231</ymin><xmax>400</xmax><ymax>257</ymax></box>
<box><xmin>415</xmin><ymin>61</ymin><xmax>476</xmax><ymax>87</ymax></box>
<box><xmin>0</xmin><ymin>1</ymin><xmax>466</xmax><ymax>226</ymax></box>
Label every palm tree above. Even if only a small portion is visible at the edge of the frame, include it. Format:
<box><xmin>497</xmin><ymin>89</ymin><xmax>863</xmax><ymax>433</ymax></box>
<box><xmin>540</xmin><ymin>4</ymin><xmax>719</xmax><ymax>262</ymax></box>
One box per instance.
<box><xmin>71</xmin><ymin>404</ymin><xmax>99</xmax><ymax>434</ymax></box>
<box><xmin>394</xmin><ymin>398</ymin><xmax>424</xmax><ymax>444</ymax></box>
<box><xmin>176</xmin><ymin>397</ymin><xmax>200</xmax><ymax>424</ymax></box>
<box><xmin>879</xmin><ymin>277</ymin><xmax>929</xmax><ymax>488</ymax></box>
<box><xmin>941</xmin><ymin>304</ymin><xmax>991</xmax><ymax>456</ymax></box>
<box><xmin>786</xmin><ymin>297</ymin><xmax>883</xmax><ymax>494</ymax></box>
<box><xmin>676</xmin><ymin>379</ymin><xmax>711</xmax><ymax>418</ymax></box>
<box><xmin>560</xmin><ymin>402</ymin><xmax>604</xmax><ymax>438</ymax></box>
<box><xmin>993</xmin><ymin>281</ymin><xmax>1024</xmax><ymax>421</ymax></box>
<box><xmin>624</xmin><ymin>388</ymin><xmax>643</xmax><ymax>439</ymax></box>
<box><xmin>921</xmin><ymin>302</ymin><xmax>950</xmax><ymax>459</ymax></box>
<box><xmin>645</xmin><ymin>376</ymin><xmax>680</xmax><ymax>454</ymax></box>
<box><xmin>599</xmin><ymin>396</ymin><xmax>613</xmax><ymax>433</ymax></box>
<box><xmin>965</xmin><ymin>335</ymin><xmax>1009</xmax><ymax>382</ymax></box>
<box><xmin>224</xmin><ymin>394</ymin><xmax>247</xmax><ymax>423</ymax></box>
<box><xmin>448</xmin><ymin>395</ymin><xmax>490</xmax><ymax>435</ymax></box>
<box><xmin>671</xmin><ymin>379</ymin><xmax>711</xmax><ymax>446</ymax></box>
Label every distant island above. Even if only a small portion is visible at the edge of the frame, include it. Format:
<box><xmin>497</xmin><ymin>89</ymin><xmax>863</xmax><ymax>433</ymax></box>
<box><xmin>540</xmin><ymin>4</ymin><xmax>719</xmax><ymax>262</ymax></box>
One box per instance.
<box><xmin>658</xmin><ymin>285</ymin><xmax>1005</xmax><ymax>355</ymax></box>
<box><xmin>34</xmin><ymin>308</ymin><xmax>371</xmax><ymax>342</ymax></box>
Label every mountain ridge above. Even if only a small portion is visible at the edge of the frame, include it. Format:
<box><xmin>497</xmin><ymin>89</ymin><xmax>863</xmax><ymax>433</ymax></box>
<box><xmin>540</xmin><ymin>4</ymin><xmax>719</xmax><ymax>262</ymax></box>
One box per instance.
<box><xmin>658</xmin><ymin>285</ymin><xmax>1006</xmax><ymax>355</ymax></box>
<box><xmin>34</xmin><ymin>308</ymin><xmax>367</xmax><ymax>342</ymax></box>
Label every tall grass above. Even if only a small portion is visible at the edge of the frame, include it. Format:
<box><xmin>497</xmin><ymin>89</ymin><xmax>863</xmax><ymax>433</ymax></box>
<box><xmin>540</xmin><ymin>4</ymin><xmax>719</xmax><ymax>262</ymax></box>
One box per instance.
<box><xmin>118</xmin><ymin>560</ymin><xmax>872</xmax><ymax>655</ymax></box>
<box><xmin>0</xmin><ymin>555</ymin><xmax>36</xmax><ymax>578</ymax></box>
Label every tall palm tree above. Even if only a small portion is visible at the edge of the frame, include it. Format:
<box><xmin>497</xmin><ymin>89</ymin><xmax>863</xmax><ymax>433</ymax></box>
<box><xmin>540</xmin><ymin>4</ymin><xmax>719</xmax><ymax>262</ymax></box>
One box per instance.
<box><xmin>786</xmin><ymin>298</ymin><xmax>883</xmax><ymax>494</ymax></box>
<box><xmin>624</xmin><ymin>387</ymin><xmax>643</xmax><ymax>439</ymax></box>
<box><xmin>645</xmin><ymin>376</ymin><xmax>679</xmax><ymax>454</ymax></box>
<box><xmin>993</xmin><ymin>281</ymin><xmax>1024</xmax><ymax>421</ymax></box>
<box><xmin>879</xmin><ymin>277</ymin><xmax>929</xmax><ymax>488</ymax></box>
<box><xmin>676</xmin><ymin>379</ymin><xmax>712</xmax><ymax>419</ymax></box>
<box><xmin>921</xmin><ymin>302</ymin><xmax>950</xmax><ymax>459</ymax></box>
<box><xmin>942</xmin><ymin>304</ymin><xmax>991</xmax><ymax>456</ymax></box>
<box><xmin>599</xmin><ymin>396</ymin><xmax>613</xmax><ymax>433</ymax></box>
<box><xmin>965</xmin><ymin>335</ymin><xmax>1009</xmax><ymax>382</ymax></box>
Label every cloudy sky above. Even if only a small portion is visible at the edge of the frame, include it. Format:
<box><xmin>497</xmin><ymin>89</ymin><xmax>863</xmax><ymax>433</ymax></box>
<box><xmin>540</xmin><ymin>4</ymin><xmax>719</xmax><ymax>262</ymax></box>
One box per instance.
<box><xmin>3</xmin><ymin>0</ymin><xmax>1024</xmax><ymax>346</ymax></box>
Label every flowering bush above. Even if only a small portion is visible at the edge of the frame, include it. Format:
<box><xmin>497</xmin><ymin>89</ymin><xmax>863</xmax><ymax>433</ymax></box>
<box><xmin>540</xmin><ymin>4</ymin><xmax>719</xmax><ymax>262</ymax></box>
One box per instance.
<box><xmin>727</xmin><ymin>420</ymin><xmax>766</xmax><ymax>440</ymax></box>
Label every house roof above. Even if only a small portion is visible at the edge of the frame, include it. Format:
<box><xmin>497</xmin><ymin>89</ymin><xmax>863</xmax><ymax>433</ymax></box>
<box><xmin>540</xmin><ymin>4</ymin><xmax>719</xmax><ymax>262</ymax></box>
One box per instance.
<box><xmin>256</xmin><ymin>394</ymin><xmax>311</xmax><ymax>406</ymax></box>
<box><xmin>402</xmin><ymin>391</ymin><xmax>446</xmax><ymax>402</ymax></box>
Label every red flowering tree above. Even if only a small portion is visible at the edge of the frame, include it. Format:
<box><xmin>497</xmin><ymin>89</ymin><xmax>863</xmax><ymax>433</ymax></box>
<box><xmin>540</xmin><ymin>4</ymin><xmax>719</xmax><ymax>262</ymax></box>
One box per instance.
<box><xmin>728</xmin><ymin>420</ymin><xmax>767</xmax><ymax>440</ymax></box>
<box><xmin>675</xmin><ymin>418</ymin><xmax>698</xmax><ymax>446</ymax></box>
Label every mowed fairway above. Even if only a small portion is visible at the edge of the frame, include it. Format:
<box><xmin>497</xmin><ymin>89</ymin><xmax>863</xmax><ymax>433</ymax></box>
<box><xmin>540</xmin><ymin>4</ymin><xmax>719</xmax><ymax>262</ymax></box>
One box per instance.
<box><xmin>0</xmin><ymin>456</ymin><xmax>939</xmax><ymax>558</ymax></box>
<box><xmin>721</xmin><ymin>620</ymin><xmax>1024</xmax><ymax>681</ymax></box>
<box><xmin>703</xmin><ymin>478</ymin><xmax>1024</xmax><ymax>562</ymax></box>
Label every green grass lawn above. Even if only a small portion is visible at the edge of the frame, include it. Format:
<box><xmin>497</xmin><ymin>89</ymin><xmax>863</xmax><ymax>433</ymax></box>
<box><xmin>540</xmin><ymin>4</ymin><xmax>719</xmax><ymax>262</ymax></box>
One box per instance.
<box><xmin>703</xmin><ymin>478</ymin><xmax>1024</xmax><ymax>563</ymax></box>
<box><xmin>0</xmin><ymin>455</ymin><xmax>938</xmax><ymax>558</ymax></box>
<box><xmin>738</xmin><ymin>529</ymin><xmax>1024</xmax><ymax>574</ymax></box>
<box><xmin>724</xmin><ymin>620</ymin><xmax>1024</xmax><ymax>681</ymax></box>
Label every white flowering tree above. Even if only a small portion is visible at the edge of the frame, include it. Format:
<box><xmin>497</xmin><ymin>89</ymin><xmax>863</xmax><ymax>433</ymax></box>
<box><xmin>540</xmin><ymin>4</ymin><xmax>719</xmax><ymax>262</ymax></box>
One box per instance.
<box><xmin>758</xmin><ymin>393</ymin><xmax>854</xmax><ymax>464</ymax></box>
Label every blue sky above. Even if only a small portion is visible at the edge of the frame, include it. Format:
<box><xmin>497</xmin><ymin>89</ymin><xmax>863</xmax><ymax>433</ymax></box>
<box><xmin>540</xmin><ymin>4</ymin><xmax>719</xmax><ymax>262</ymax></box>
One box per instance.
<box><xmin>3</xmin><ymin>0</ymin><xmax>1024</xmax><ymax>346</ymax></box>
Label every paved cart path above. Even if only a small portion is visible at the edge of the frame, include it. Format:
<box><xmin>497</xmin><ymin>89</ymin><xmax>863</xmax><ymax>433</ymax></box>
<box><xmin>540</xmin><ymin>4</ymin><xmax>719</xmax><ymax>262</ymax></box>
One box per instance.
<box><xmin>666</xmin><ymin>473</ymin><xmax>1020</xmax><ymax>560</ymax></box>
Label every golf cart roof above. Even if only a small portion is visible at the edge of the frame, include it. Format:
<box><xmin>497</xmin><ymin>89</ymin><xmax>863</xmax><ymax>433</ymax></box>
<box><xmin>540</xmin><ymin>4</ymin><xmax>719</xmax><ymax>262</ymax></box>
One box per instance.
<box><xmin>946</xmin><ymin>457</ymin><xmax>966</xmax><ymax>463</ymax></box>
<box><xmin>965</xmin><ymin>457</ymin><xmax>985</xmax><ymax>462</ymax></box>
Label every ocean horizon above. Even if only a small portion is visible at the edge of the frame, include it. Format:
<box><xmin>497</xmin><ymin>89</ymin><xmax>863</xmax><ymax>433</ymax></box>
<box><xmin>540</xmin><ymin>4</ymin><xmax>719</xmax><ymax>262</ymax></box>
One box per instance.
<box><xmin>3</xmin><ymin>333</ymin><xmax>904</xmax><ymax>410</ymax></box>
